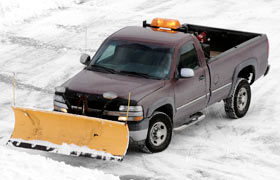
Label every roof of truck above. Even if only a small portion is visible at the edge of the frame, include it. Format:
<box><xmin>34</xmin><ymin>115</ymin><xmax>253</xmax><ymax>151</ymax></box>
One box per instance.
<box><xmin>109</xmin><ymin>26</ymin><xmax>192</xmax><ymax>46</ymax></box>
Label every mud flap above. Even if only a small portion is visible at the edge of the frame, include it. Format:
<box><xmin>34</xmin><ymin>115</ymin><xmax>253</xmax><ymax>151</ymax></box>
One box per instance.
<box><xmin>8</xmin><ymin>107</ymin><xmax>129</xmax><ymax>161</ymax></box>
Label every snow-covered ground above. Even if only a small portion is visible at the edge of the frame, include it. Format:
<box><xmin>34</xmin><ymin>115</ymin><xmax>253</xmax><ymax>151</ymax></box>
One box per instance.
<box><xmin>0</xmin><ymin>146</ymin><xmax>119</xmax><ymax>180</ymax></box>
<box><xmin>0</xmin><ymin>0</ymin><xmax>280</xmax><ymax>179</ymax></box>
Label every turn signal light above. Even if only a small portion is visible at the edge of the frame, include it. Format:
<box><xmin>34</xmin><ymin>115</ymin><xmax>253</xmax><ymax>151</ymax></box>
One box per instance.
<box><xmin>118</xmin><ymin>116</ymin><xmax>143</xmax><ymax>121</ymax></box>
<box><xmin>151</xmin><ymin>18</ymin><xmax>181</xmax><ymax>29</ymax></box>
<box><xmin>60</xmin><ymin>108</ymin><xmax>68</xmax><ymax>113</ymax></box>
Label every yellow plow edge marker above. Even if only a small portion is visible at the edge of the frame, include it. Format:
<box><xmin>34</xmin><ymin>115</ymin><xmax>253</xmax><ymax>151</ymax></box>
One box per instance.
<box><xmin>10</xmin><ymin>107</ymin><xmax>129</xmax><ymax>158</ymax></box>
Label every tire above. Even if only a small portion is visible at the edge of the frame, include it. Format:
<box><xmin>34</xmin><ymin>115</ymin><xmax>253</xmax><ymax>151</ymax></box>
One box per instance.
<box><xmin>145</xmin><ymin>112</ymin><xmax>172</xmax><ymax>152</ymax></box>
<box><xmin>224</xmin><ymin>78</ymin><xmax>251</xmax><ymax>119</ymax></box>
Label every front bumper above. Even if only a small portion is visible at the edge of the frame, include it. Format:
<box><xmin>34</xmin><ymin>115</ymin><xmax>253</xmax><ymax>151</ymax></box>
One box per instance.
<box><xmin>127</xmin><ymin>116</ymin><xmax>150</xmax><ymax>145</ymax></box>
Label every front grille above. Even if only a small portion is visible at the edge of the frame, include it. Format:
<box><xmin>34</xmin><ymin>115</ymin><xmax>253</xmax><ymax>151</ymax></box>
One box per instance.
<box><xmin>63</xmin><ymin>89</ymin><xmax>136</xmax><ymax>120</ymax></box>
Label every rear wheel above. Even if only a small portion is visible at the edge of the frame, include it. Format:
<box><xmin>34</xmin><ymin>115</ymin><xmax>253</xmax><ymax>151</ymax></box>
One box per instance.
<box><xmin>224</xmin><ymin>78</ymin><xmax>251</xmax><ymax>118</ymax></box>
<box><xmin>145</xmin><ymin>112</ymin><xmax>172</xmax><ymax>152</ymax></box>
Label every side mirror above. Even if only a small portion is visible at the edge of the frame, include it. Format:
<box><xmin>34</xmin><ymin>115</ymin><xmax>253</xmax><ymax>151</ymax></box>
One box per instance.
<box><xmin>80</xmin><ymin>54</ymin><xmax>91</xmax><ymax>65</ymax></box>
<box><xmin>180</xmin><ymin>68</ymin><xmax>194</xmax><ymax>78</ymax></box>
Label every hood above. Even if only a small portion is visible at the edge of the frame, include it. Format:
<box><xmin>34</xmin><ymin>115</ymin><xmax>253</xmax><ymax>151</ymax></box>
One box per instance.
<box><xmin>63</xmin><ymin>69</ymin><xmax>165</xmax><ymax>102</ymax></box>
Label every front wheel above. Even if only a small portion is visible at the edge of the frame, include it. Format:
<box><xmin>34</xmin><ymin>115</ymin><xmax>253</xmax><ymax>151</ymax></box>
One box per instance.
<box><xmin>145</xmin><ymin>112</ymin><xmax>172</xmax><ymax>152</ymax></box>
<box><xmin>224</xmin><ymin>78</ymin><xmax>251</xmax><ymax>118</ymax></box>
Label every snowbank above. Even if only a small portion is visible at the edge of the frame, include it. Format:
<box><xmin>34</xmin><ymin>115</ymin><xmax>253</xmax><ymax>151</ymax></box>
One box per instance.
<box><xmin>0</xmin><ymin>146</ymin><xmax>119</xmax><ymax>180</ymax></box>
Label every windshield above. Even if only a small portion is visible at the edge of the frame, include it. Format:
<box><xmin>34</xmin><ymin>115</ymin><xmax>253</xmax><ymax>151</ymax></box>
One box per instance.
<box><xmin>88</xmin><ymin>40</ymin><xmax>174</xmax><ymax>79</ymax></box>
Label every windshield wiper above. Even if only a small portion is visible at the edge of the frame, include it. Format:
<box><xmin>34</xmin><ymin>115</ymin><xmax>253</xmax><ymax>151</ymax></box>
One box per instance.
<box><xmin>119</xmin><ymin>70</ymin><xmax>160</xmax><ymax>79</ymax></box>
<box><xmin>88</xmin><ymin>64</ymin><xmax>118</xmax><ymax>74</ymax></box>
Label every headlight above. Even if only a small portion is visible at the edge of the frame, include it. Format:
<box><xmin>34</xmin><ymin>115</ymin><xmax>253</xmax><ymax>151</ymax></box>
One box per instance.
<box><xmin>53</xmin><ymin>94</ymin><xmax>67</xmax><ymax>113</ymax></box>
<box><xmin>118</xmin><ymin>105</ymin><xmax>143</xmax><ymax>121</ymax></box>
<box><xmin>54</xmin><ymin>94</ymin><xmax>65</xmax><ymax>103</ymax></box>
<box><xmin>55</xmin><ymin>86</ymin><xmax>66</xmax><ymax>93</ymax></box>
<box><xmin>54</xmin><ymin>101</ymin><xmax>67</xmax><ymax>109</ymax></box>
<box><xmin>54</xmin><ymin>101</ymin><xmax>68</xmax><ymax>113</ymax></box>
<box><xmin>119</xmin><ymin>105</ymin><xmax>143</xmax><ymax>112</ymax></box>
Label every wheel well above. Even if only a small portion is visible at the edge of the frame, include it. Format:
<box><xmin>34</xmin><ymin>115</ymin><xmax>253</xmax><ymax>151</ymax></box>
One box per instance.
<box><xmin>155</xmin><ymin>104</ymin><xmax>173</xmax><ymax>124</ymax></box>
<box><xmin>238</xmin><ymin>65</ymin><xmax>255</xmax><ymax>84</ymax></box>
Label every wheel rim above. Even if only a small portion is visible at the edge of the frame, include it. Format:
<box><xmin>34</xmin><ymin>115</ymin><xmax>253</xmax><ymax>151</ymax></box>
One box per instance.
<box><xmin>237</xmin><ymin>87</ymin><xmax>248</xmax><ymax>111</ymax></box>
<box><xmin>149</xmin><ymin>121</ymin><xmax>167</xmax><ymax>147</ymax></box>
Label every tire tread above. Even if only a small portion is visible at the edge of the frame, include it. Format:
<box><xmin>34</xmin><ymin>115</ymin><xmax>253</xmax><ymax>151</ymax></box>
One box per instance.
<box><xmin>224</xmin><ymin>78</ymin><xmax>251</xmax><ymax>119</ymax></box>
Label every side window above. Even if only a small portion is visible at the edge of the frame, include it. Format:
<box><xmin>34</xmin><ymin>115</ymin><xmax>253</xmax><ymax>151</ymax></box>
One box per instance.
<box><xmin>178</xmin><ymin>43</ymin><xmax>200</xmax><ymax>70</ymax></box>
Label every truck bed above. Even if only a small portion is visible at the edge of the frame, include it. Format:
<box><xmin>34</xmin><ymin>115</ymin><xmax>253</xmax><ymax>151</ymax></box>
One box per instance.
<box><xmin>185</xmin><ymin>24</ymin><xmax>261</xmax><ymax>58</ymax></box>
<box><xmin>182</xmin><ymin>23</ymin><xmax>268</xmax><ymax>106</ymax></box>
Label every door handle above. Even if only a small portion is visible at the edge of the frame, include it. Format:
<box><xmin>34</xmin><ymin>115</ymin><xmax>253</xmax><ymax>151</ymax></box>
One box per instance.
<box><xmin>199</xmin><ymin>75</ymin><xmax>205</xmax><ymax>80</ymax></box>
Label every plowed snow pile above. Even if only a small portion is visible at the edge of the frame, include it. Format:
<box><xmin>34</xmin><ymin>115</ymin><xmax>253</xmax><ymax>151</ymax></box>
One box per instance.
<box><xmin>0</xmin><ymin>146</ymin><xmax>119</xmax><ymax>180</ymax></box>
<box><xmin>1</xmin><ymin>0</ymin><xmax>280</xmax><ymax>180</ymax></box>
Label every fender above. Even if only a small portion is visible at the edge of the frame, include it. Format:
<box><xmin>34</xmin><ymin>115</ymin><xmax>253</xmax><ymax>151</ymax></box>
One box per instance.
<box><xmin>145</xmin><ymin>97</ymin><xmax>175</xmax><ymax>123</ymax></box>
<box><xmin>228</xmin><ymin>58</ymin><xmax>257</xmax><ymax>97</ymax></box>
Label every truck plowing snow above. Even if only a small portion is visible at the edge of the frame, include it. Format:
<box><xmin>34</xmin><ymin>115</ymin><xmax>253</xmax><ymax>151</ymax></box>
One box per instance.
<box><xmin>8</xmin><ymin>17</ymin><xmax>269</xmax><ymax>160</ymax></box>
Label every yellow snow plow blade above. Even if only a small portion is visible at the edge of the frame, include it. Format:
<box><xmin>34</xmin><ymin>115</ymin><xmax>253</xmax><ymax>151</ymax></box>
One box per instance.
<box><xmin>8</xmin><ymin>107</ymin><xmax>129</xmax><ymax>161</ymax></box>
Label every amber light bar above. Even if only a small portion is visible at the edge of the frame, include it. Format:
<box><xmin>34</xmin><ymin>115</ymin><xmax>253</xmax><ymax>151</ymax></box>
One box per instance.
<box><xmin>150</xmin><ymin>18</ymin><xmax>181</xmax><ymax>29</ymax></box>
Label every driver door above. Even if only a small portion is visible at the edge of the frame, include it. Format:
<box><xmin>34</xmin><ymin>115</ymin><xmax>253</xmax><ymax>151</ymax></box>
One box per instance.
<box><xmin>174</xmin><ymin>42</ymin><xmax>208</xmax><ymax>126</ymax></box>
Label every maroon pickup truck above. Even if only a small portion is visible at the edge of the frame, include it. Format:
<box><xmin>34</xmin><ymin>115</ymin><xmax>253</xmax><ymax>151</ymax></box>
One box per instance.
<box><xmin>53</xmin><ymin>18</ymin><xmax>270</xmax><ymax>152</ymax></box>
